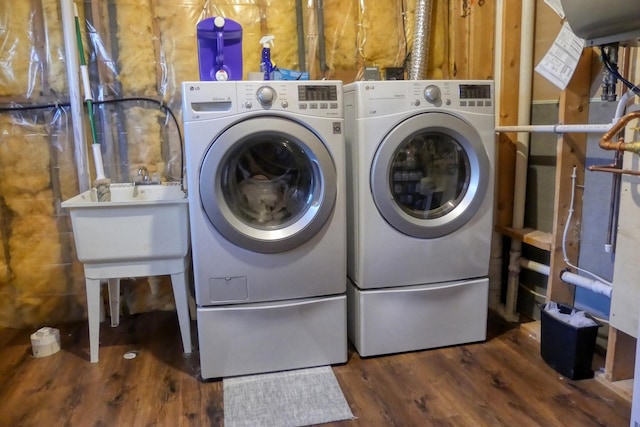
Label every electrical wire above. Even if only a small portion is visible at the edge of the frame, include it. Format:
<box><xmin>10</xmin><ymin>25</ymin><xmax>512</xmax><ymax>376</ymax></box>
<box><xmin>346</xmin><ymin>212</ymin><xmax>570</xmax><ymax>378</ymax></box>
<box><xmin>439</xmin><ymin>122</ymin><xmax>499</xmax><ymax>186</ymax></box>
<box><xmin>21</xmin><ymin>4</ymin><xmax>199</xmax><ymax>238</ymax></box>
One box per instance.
<box><xmin>0</xmin><ymin>102</ymin><xmax>63</xmax><ymax>111</ymax></box>
<box><xmin>94</xmin><ymin>97</ymin><xmax>185</xmax><ymax>191</ymax></box>
<box><xmin>562</xmin><ymin>166</ymin><xmax>613</xmax><ymax>286</ymax></box>
<box><xmin>0</xmin><ymin>97</ymin><xmax>185</xmax><ymax>191</ymax></box>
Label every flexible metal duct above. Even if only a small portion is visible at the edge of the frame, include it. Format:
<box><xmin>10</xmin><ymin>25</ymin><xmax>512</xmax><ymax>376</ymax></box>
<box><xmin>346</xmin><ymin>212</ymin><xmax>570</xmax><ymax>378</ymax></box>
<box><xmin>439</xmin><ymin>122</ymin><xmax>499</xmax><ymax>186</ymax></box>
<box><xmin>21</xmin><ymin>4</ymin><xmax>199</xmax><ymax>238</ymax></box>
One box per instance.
<box><xmin>408</xmin><ymin>0</ymin><xmax>433</xmax><ymax>80</ymax></box>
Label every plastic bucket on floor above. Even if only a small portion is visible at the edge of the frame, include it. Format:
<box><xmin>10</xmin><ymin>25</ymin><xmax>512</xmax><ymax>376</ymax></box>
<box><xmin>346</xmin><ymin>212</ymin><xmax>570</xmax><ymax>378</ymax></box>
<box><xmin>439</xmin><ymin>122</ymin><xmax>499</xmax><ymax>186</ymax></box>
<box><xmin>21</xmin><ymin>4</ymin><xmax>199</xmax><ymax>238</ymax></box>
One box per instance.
<box><xmin>540</xmin><ymin>302</ymin><xmax>602</xmax><ymax>380</ymax></box>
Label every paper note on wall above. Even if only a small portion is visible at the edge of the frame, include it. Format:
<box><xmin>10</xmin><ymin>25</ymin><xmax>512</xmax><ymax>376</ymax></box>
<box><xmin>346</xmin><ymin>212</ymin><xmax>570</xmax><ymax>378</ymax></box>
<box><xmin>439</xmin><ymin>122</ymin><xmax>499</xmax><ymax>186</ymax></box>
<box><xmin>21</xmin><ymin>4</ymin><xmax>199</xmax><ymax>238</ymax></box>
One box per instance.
<box><xmin>543</xmin><ymin>0</ymin><xmax>565</xmax><ymax>19</ymax></box>
<box><xmin>535</xmin><ymin>22</ymin><xmax>585</xmax><ymax>91</ymax></box>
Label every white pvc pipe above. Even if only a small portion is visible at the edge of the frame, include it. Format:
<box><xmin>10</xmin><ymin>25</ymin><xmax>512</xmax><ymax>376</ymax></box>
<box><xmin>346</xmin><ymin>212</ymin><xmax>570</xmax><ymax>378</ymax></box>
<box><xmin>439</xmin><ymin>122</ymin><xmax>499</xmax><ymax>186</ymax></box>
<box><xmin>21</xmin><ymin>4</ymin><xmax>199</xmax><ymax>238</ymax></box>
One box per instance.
<box><xmin>519</xmin><ymin>258</ymin><xmax>551</xmax><ymax>276</ymax></box>
<box><xmin>505</xmin><ymin>0</ymin><xmax>535</xmax><ymax>318</ymax></box>
<box><xmin>493</xmin><ymin>0</ymin><xmax>503</xmax><ymax>125</ymax></box>
<box><xmin>92</xmin><ymin>143</ymin><xmax>106</xmax><ymax>180</ymax></box>
<box><xmin>495</xmin><ymin>123</ymin><xmax>614</xmax><ymax>134</ymax></box>
<box><xmin>495</xmin><ymin>88</ymin><xmax>635</xmax><ymax>135</ymax></box>
<box><xmin>560</xmin><ymin>270</ymin><xmax>613</xmax><ymax>298</ymax></box>
<box><xmin>518</xmin><ymin>257</ymin><xmax>613</xmax><ymax>299</ymax></box>
<box><xmin>61</xmin><ymin>0</ymin><xmax>90</xmax><ymax>192</ymax></box>
<box><xmin>488</xmin><ymin>0</ymin><xmax>505</xmax><ymax>312</ymax></box>
<box><xmin>513</xmin><ymin>0</ymin><xmax>535</xmax><ymax>229</ymax></box>
<box><xmin>615</xmin><ymin>89</ymin><xmax>635</xmax><ymax>120</ymax></box>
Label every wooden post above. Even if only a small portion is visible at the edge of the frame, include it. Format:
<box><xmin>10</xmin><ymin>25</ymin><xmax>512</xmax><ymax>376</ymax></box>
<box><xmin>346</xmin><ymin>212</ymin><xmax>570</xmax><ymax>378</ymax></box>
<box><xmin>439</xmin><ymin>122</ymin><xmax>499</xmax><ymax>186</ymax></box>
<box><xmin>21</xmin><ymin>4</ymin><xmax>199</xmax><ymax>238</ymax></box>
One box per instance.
<box><xmin>605</xmin><ymin>327</ymin><xmax>636</xmax><ymax>382</ymax></box>
<box><xmin>449</xmin><ymin>1</ymin><xmax>469</xmax><ymax>79</ymax></box>
<box><xmin>546</xmin><ymin>48</ymin><xmax>592</xmax><ymax>304</ymax></box>
<box><xmin>495</xmin><ymin>0</ymin><xmax>522</xmax><ymax>230</ymax></box>
<box><xmin>468</xmin><ymin>0</ymin><xmax>495</xmax><ymax>80</ymax></box>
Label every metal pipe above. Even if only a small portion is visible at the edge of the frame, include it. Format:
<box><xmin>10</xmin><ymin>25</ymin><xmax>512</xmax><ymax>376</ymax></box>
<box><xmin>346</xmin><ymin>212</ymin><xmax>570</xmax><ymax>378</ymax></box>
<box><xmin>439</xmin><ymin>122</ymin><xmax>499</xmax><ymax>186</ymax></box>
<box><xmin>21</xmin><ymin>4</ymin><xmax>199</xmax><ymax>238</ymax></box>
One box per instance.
<box><xmin>408</xmin><ymin>0</ymin><xmax>433</xmax><ymax>80</ymax></box>
<box><xmin>605</xmin><ymin>151</ymin><xmax>623</xmax><ymax>252</ymax></box>
<box><xmin>316</xmin><ymin>0</ymin><xmax>327</xmax><ymax>76</ymax></box>
<box><xmin>296</xmin><ymin>0</ymin><xmax>306</xmax><ymax>72</ymax></box>
<box><xmin>588</xmin><ymin>164</ymin><xmax>640</xmax><ymax>176</ymax></box>
<box><xmin>106</xmin><ymin>1</ymin><xmax>131</xmax><ymax>182</ymax></box>
<box><xmin>601</xmin><ymin>44</ymin><xmax>619</xmax><ymax>102</ymax></box>
<box><xmin>599</xmin><ymin>111</ymin><xmax>640</xmax><ymax>153</ymax></box>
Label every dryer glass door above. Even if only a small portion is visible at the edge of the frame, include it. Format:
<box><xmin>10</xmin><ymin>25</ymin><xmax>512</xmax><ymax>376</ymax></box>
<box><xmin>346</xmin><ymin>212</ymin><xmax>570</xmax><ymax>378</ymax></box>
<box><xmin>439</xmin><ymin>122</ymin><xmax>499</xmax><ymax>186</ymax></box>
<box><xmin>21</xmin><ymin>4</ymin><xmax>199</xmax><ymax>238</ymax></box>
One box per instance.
<box><xmin>200</xmin><ymin>116</ymin><xmax>337</xmax><ymax>253</ymax></box>
<box><xmin>371</xmin><ymin>112</ymin><xmax>489</xmax><ymax>238</ymax></box>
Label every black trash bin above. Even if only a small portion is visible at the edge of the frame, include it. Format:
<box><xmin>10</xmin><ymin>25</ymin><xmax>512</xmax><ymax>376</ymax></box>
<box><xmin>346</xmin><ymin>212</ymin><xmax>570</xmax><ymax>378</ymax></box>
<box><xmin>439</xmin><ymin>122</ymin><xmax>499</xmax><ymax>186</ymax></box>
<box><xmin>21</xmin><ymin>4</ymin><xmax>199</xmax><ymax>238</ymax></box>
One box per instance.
<box><xmin>540</xmin><ymin>302</ymin><xmax>602</xmax><ymax>380</ymax></box>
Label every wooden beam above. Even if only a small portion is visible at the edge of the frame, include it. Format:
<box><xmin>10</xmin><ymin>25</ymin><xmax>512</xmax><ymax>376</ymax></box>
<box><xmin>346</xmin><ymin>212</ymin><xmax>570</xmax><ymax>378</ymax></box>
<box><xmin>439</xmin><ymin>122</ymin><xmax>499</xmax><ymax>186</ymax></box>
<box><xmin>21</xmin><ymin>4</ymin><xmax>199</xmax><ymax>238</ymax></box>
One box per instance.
<box><xmin>31</xmin><ymin>0</ymin><xmax>49</xmax><ymax>95</ymax></box>
<box><xmin>546</xmin><ymin>48</ymin><xmax>592</xmax><ymax>304</ymax></box>
<box><xmin>495</xmin><ymin>0</ymin><xmax>522</xmax><ymax>229</ymax></box>
<box><xmin>605</xmin><ymin>326</ymin><xmax>636</xmax><ymax>381</ymax></box>
<box><xmin>468</xmin><ymin>0</ymin><xmax>495</xmax><ymax>80</ymax></box>
<box><xmin>494</xmin><ymin>226</ymin><xmax>552</xmax><ymax>252</ymax></box>
<box><xmin>449</xmin><ymin>0</ymin><xmax>469</xmax><ymax>79</ymax></box>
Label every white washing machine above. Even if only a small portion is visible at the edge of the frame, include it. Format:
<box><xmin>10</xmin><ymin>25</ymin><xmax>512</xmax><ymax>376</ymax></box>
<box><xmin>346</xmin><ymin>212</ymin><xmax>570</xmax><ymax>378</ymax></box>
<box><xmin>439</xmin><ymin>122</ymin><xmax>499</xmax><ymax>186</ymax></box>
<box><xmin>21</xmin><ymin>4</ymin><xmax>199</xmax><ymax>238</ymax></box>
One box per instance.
<box><xmin>343</xmin><ymin>80</ymin><xmax>495</xmax><ymax>357</ymax></box>
<box><xmin>181</xmin><ymin>80</ymin><xmax>347</xmax><ymax>379</ymax></box>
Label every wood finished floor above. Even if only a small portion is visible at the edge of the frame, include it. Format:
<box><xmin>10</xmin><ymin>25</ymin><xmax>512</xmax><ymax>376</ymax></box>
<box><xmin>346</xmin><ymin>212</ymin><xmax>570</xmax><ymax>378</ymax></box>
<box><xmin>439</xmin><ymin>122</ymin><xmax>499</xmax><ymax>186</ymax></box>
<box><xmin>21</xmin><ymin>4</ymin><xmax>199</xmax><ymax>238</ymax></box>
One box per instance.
<box><xmin>0</xmin><ymin>310</ymin><xmax>631</xmax><ymax>426</ymax></box>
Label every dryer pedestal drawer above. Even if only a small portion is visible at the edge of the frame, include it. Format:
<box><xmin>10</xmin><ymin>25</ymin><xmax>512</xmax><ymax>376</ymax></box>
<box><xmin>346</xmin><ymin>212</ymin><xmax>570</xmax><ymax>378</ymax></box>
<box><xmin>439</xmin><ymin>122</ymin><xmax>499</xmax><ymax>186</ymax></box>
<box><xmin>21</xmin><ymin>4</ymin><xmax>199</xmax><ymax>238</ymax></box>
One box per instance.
<box><xmin>347</xmin><ymin>278</ymin><xmax>488</xmax><ymax>357</ymax></box>
<box><xmin>197</xmin><ymin>294</ymin><xmax>347</xmax><ymax>379</ymax></box>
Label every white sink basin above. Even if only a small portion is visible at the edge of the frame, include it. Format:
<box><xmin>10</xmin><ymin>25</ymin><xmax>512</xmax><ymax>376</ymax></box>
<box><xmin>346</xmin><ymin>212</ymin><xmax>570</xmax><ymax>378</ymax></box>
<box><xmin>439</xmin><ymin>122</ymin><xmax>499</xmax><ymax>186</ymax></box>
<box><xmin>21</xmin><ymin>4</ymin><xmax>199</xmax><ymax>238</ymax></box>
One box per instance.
<box><xmin>62</xmin><ymin>183</ymin><xmax>189</xmax><ymax>264</ymax></box>
<box><xmin>64</xmin><ymin>182</ymin><xmax>187</xmax><ymax>205</ymax></box>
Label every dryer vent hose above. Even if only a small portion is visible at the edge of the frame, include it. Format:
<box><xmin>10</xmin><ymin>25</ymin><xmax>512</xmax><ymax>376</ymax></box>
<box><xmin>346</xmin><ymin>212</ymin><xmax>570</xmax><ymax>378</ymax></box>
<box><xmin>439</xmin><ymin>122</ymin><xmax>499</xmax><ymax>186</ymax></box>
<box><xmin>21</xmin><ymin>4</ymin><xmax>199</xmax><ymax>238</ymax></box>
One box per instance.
<box><xmin>408</xmin><ymin>0</ymin><xmax>434</xmax><ymax>80</ymax></box>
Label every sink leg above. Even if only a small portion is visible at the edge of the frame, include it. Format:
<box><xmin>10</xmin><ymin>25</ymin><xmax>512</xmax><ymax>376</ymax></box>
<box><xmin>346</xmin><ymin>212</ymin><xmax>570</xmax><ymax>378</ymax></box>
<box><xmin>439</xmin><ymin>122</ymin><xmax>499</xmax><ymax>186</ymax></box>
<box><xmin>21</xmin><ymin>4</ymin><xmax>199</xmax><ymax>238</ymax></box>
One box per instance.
<box><xmin>107</xmin><ymin>278</ymin><xmax>121</xmax><ymax>327</ymax></box>
<box><xmin>171</xmin><ymin>271</ymin><xmax>192</xmax><ymax>354</ymax></box>
<box><xmin>86</xmin><ymin>278</ymin><xmax>102</xmax><ymax>363</ymax></box>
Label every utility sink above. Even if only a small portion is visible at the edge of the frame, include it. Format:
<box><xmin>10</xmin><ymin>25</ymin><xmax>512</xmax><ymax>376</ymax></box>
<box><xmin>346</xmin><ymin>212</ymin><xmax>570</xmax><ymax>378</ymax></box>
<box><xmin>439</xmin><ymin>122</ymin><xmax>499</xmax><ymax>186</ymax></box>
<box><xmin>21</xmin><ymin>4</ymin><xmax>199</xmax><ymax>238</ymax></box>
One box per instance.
<box><xmin>62</xmin><ymin>182</ymin><xmax>193</xmax><ymax>363</ymax></box>
<box><xmin>62</xmin><ymin>183</ymin><xmax>189</xmax><ymax>264</ymax></box>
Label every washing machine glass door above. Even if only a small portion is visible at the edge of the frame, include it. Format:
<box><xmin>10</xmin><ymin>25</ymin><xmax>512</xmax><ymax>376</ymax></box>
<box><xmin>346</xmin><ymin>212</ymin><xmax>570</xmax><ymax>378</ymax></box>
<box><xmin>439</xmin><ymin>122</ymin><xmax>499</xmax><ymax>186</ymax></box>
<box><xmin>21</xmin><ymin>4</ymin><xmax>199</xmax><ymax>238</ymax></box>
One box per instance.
<box><xmin>371</xmin><ymin>111</ymin><xmax>490</xmax><ymax>238</ymax></box>
<box><xmin>200</xmin><ymin>116</ymin><xmax>337</xmax><ymax>253</ymax></box>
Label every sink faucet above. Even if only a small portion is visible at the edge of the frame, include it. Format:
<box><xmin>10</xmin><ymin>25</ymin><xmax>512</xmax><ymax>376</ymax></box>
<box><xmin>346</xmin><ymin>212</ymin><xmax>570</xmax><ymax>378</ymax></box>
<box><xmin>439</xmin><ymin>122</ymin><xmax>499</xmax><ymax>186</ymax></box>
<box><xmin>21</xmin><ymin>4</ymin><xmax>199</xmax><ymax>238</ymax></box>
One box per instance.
<box><xmin>134</xmin><ymin>166</ymin><xmax>159</xmax><ymax>185</ymax></box>
<box><xmin>137</xmin><ymin>166</ymin><xmax>150</xmax><ymax>183</ymax></box>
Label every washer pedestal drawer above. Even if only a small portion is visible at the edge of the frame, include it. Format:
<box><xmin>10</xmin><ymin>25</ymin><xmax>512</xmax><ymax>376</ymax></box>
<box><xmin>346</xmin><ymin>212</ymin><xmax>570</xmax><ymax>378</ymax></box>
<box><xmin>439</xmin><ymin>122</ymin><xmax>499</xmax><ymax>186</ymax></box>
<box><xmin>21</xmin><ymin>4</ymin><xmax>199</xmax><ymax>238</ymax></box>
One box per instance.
<box><xmin>347</xmin><ymin>278</ymin><xmax>488</xmax><ymax>357</ymax></box>
<box><xmin>197</xmin><ymin>294</ymin><xmax>347</xmax><ymax>379</ymax></box>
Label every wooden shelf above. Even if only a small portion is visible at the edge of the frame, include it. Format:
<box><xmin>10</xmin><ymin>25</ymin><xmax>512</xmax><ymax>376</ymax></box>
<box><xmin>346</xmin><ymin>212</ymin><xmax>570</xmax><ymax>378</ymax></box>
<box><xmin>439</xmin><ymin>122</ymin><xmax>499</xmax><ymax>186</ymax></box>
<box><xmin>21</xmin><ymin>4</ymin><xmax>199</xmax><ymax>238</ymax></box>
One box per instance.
<box><xmin>494</xmin><ymin>225</ymin><xmax>552</xmax><ymax>252</ymax></box>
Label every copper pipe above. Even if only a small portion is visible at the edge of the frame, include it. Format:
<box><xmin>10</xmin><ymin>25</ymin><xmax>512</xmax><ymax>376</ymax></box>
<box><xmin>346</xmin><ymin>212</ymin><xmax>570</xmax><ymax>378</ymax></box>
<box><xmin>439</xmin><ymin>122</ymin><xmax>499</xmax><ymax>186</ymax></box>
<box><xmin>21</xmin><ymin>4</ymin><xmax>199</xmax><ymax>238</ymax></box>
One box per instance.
<box><xmin>588</xmin><ymin>165</ymin><xmax>640</xmax><ymax>176</ymax></box>
<box><xmin>599</xmin><ymin>111</ymin><xmax>640</xmax><ymax>153</ymax></box>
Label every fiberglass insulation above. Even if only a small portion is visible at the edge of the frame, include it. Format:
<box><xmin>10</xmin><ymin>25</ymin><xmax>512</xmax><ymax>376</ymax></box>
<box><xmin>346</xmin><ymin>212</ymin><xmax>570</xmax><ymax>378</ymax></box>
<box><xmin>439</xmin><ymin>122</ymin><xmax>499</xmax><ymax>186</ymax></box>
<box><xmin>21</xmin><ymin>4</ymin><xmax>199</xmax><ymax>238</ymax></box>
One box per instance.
<box><xmin>0</xmin><ymin>0</ymin><xmax>467</xmax><ymax>327</ymax></box>
<box><xmin>0</xmin><ymin>114</ymin><xmax>85</xmax><ymax>327</ymax></box>
<box><xmin>114</xmin><ymin>0</ymin><xmax>158</xmax><ymax>95</ymax></box>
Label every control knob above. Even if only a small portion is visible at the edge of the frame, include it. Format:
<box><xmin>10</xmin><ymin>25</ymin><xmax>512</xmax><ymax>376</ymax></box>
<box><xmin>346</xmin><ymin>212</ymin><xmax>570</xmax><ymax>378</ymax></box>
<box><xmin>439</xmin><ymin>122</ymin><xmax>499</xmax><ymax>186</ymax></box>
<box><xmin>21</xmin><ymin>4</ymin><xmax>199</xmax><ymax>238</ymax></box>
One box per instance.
<box><xmin>257</xmin><ymin>86</ymin><xmax>276</xmax><ymax>105</ymax></box>
<box><xmin>424</xmin><ymin>85</ymin><xmax>441</xmax><ymax>103</ymax></box>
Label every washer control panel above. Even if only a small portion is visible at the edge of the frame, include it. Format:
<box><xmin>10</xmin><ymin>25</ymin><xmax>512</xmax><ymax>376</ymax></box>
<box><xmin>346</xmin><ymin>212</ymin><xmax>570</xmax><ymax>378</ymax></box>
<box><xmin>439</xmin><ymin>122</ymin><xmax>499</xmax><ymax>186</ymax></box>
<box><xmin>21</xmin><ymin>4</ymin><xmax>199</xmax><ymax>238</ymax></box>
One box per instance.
<box><xmin>239</xmin><ymin>81</ymin><xmax>342</xmax><ymax>117</ymax></box>
<box><xmin>424</xmin><ymin>85</ymin><xmax>441</xmax><ymax>104</ymax></box>
<box><xmin>182</xmin><ymin>81</ymin><xmax>343</xmax><ymax>121</ymax></box>
<box><xmin>256</xmin><ymin>86</ymin><xmax>276</xmax><ymax>105</ymax></box>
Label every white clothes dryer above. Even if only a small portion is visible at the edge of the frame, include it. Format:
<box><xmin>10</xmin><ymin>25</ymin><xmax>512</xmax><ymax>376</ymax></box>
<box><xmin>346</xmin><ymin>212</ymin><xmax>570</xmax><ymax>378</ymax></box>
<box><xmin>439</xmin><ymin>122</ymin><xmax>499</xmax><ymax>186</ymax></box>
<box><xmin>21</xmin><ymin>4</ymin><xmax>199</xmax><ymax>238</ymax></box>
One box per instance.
<box><xmin>344</xmin><ymin>80</ymin><xmax>495</xmax><ymax>357</ymax></box>
<box><xmin>182</xmin><ymin>81</ymin><xmax>347</xmax><ymax>378</ymax></box>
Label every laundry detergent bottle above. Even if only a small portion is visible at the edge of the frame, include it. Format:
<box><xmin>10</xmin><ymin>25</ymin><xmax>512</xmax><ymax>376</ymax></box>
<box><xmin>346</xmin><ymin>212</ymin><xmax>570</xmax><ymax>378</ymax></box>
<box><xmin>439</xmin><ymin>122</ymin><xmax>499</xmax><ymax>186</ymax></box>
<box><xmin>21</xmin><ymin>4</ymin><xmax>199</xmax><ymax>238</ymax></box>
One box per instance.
<box><xmin>196</xmin><ymin>16</ymin><xmax>243</xmax><ymax>81</ymax></box>
<box><xmin>259</xmin><ymin>35</ymin><xmax>275</xmax><ymax>80</ymax></box>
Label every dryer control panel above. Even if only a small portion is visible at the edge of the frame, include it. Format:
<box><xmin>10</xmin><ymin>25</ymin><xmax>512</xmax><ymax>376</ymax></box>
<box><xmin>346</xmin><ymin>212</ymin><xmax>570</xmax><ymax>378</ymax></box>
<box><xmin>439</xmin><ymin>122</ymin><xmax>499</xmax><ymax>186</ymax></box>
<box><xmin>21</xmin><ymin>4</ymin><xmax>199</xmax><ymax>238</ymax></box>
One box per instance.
<box><xmin>344</xmin><ymin>80</ymin><xmax>494</xmax><ymax>119</ymax></box>
<box><xmin>181</xmin><ymin>81</ymin><xmax>343</xmax><ymax>121</ymax></box>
